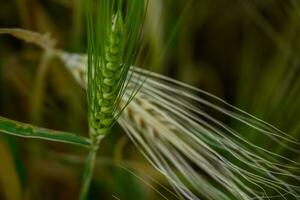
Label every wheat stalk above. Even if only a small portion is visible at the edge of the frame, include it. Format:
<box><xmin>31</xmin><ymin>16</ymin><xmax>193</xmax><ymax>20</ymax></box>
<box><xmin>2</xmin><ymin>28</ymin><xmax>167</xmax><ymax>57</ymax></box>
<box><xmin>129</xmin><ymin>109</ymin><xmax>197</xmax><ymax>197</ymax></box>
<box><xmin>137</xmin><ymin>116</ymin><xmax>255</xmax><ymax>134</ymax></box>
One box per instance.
<box><xmin>123</xmin><ymin>70</ymin><xmax>300</xmax><ymax>200</ymax></box>
<box><xmin>60</xmin><ymin>51</ymin><xmax>300</xmax><ymax>200</ymax></box>
<box><xmin>80</xmin><ymin>0</ymin><xmax>146</xmax><ymax>199</ymax></box>
<box><xmin>2</xmin><ymin>26</ymin><xmax>300</xmax><ymax>199</ymax></box>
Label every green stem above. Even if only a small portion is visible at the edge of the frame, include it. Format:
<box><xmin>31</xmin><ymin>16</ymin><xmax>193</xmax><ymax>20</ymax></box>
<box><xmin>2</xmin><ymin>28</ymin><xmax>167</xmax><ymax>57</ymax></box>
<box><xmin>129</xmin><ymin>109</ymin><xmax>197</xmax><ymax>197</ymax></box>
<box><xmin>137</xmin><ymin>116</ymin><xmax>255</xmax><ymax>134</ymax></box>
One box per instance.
<box><xmin>79</xmin><ymin>145</ymin><xmax>98</xmax><ymax>200</ymax></box>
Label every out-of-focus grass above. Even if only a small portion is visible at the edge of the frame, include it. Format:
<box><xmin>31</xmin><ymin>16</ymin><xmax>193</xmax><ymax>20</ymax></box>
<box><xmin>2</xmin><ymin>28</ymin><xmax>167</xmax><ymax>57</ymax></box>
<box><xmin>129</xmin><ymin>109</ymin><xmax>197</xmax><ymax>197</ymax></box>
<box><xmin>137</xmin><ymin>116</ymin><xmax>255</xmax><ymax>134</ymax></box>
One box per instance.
<box><xmin>0</xmin><ymin>0</ymin><xmax>299</xmax><ymax>199</ymax></box>
<box><xmin>236</xmin><ymin>1</ymin><xmax>300</xmax><ymax>145</ymax></box>
<box><xmin>0</xmin><ymin>136</ymin><xmax>22</xmax><ymax>200</ymax></box>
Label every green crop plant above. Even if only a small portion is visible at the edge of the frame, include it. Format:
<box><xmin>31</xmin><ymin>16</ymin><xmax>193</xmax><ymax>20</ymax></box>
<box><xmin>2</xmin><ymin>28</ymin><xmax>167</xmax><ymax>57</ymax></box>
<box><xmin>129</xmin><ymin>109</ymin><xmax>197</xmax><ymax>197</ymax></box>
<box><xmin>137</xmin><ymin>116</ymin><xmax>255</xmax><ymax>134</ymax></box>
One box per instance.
<box><xmin>83</xmin><ymin>0</ymin><xmax>147</xmax><ymax>199</ymax></box>
<box><xmin>0</xmin><ymin>0</ymin><xmax>300</xmax><ymax>199</ymax></box>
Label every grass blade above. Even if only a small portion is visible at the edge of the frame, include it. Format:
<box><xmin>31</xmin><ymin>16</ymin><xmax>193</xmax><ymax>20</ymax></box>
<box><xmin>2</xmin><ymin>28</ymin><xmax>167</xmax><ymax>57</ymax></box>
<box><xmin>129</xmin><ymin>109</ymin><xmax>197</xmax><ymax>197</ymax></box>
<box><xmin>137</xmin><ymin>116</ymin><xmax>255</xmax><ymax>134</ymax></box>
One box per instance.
<box><xmin>0</xmin><ymin>28</ymin><xmax>55</xmax><ymax>50</ymax></box>
<box><xmin>0</xmin><ymin>116</ymin><xmax>90</xmax><ymax>147</ymax></box>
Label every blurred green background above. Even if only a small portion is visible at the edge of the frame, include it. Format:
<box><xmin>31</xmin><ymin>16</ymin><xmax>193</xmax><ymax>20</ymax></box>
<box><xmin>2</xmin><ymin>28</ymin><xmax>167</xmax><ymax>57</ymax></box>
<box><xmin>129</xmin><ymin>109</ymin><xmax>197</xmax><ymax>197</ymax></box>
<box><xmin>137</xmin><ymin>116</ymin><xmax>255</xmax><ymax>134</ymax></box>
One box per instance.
<box><xmin>0</xmin><ymin>0</ymin><xmax>299</xmax><ymax>199</ymax></box>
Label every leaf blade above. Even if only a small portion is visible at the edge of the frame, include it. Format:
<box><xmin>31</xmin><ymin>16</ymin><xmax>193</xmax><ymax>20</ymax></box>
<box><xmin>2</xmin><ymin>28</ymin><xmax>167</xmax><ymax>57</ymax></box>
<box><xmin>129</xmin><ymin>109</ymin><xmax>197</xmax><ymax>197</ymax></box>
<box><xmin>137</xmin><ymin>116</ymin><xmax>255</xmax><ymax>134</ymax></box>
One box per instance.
<box><xmin>0</xmin><ymin>116</ymin><xmax>90</xmax><ymax>147</ymax></box>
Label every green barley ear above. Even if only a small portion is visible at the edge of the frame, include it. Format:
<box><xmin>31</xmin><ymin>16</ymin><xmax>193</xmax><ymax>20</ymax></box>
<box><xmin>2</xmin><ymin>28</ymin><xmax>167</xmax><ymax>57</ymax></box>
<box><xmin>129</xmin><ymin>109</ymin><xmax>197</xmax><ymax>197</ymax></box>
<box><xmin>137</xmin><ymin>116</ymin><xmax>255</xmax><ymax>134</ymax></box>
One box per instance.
<box><xmin>87</xmin><ymin>0</ymin><xmax>146</xmax><ymax>140</ymax></box>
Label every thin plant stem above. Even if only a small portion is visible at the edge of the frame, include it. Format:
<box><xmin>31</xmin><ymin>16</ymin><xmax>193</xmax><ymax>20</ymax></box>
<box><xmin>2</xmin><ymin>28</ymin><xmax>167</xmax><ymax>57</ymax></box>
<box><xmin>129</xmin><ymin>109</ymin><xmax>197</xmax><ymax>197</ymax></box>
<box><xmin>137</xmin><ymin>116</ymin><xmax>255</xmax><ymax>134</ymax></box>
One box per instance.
<box><xmin>30</xmin><ymin>50</ymin><xmax>53</xmax><ymax>123</ymax></box>
<box><xmin>79</xmin><ymin>144</ymin><xmax>98</xmax><ymax>200</ymax></box>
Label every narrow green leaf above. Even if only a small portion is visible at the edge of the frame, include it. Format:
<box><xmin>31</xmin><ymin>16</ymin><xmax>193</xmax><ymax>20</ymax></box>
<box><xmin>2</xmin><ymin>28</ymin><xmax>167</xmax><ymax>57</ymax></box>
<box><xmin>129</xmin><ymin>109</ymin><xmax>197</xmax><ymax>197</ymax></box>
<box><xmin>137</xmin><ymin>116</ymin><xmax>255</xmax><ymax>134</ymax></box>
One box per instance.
<box><xmin>0</xmin><ymin>116</ymin><xmax>90</xmax><ymax>147</ymax></box>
